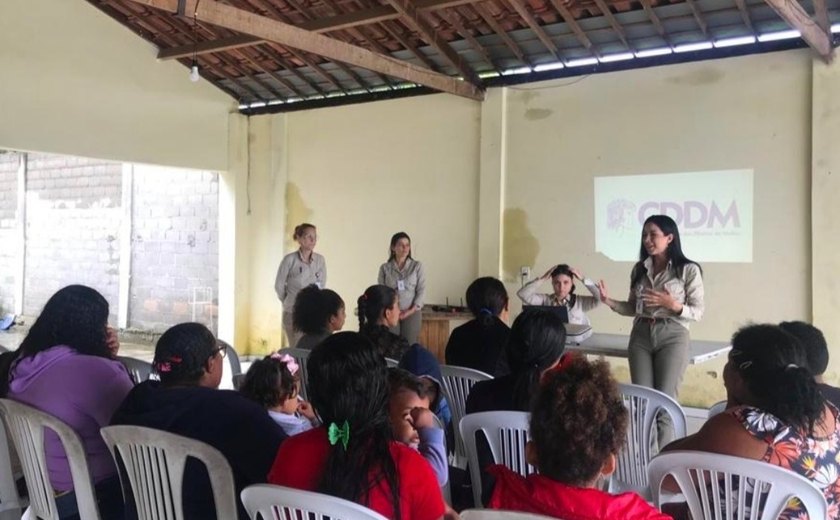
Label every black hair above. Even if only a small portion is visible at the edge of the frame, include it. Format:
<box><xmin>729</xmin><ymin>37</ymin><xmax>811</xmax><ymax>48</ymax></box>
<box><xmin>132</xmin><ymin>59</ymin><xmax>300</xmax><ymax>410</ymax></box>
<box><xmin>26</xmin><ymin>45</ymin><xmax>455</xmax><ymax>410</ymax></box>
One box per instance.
<box><xmin>530</xmin><ymin>355</ymin><xmax>628</xmax><ymax>486</ymax></box>
<box><xmin>308</xmin><ymin>332</ymin><xmax>401</xmax><ymax>517</ymax></box>
<box><xmin>293</xmin><ymin>285</ymin><xmax>345</xmax><ymax>335</ymax></box>
<box><xmin>779</xmin><ymin>321</ymin><xmax>829</xmax><ymax>376</ymax></box>
<box><xmin>729</xmin><ymin>324</ymin><xmax>825</xmax><ymax>435</ymax></box>
<box><xmin>293</xmin><ymin>223</ymin><xmax>316</xmax><ymax>240</ymax></box>
<box><xmin>239</xmin><ymin>355</ymin><xmax>298</xmax><ymax>409</ymax></box>
<box><xmin>630</xmin><ymin>215</ymin><xmax>703</xmax><ymax>288</ymax></box>
<box><xmin>465</xmin><ymin>277</ymin><xmax>509</xmax><ymax>326</ymax></box>
<box><xmin>387</xmin><ymin>232</ymin><xmax>412</xmax><ymax>262</ymax></box>
<box><xmin>505</xmin><ymin>308</ymin><xmax>567</xmax><ymax>410</ymax></box>
<box><xmin>388</xmin><ymin>367</ymin><xmax>428</xmax><ymax>400</ymax></box>
<box><xmin>153</xmin><ymin>322</ymin><xmax>218</xmax><ymax>387</ymax></box>
<box><xmin>358</xmin><ymin>285</ymin><xmax>409</xmax><ymax>359</ymax></box>
<box><xmin>549</xmin><ymin>264</ymin><xmax>577</xmax><ymax>306</ymax></box>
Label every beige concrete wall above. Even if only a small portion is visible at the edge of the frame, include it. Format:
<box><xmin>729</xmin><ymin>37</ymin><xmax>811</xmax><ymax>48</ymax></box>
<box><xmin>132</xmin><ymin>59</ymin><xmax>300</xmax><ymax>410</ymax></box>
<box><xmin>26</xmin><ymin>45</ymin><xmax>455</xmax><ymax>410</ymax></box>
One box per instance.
<box><xmin>0</xmin><ymin>0</ymin><xmax>233</xmax><ymax>171</ymax></box>
<box><xmin>502</xmin><ymin>49</ymin><xmax>813</xmax><ymax>406</ymax></box>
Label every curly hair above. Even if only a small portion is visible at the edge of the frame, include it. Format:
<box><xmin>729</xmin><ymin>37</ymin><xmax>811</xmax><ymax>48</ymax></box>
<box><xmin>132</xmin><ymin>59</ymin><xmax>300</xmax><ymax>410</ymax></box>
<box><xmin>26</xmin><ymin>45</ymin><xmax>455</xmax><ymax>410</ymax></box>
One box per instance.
<box><xmin>530</xmin><ymin>355</ymin><xmax>628</xmax><ymax>486</ymax></box>
<box><xmin>239</xmin><ymin>355</ymin><xmax>299</xmax><ymax>408</ymax></box>
<box><xmin>293</xmin><ymin>286</ymin><xmax>345</xmax><ymax>335</ymax></box>
<box><xmin>779</xmin><ymin>321</ymin><xmax>829</xmax><ymax>376</ymax></box>
<box><xmin>308</xmin><ymin>332</ymin><xmax>401</xmax><ymax>518</ymax></box>
<box><xmin>153</xmin><ymin>322</ymin><xmax>218</xmax><ymax>387</ymax></box>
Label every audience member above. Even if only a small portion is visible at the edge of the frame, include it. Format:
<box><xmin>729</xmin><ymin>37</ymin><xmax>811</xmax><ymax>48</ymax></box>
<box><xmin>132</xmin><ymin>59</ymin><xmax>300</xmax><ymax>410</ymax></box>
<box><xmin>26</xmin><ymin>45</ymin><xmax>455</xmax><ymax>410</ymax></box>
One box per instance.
<box><xmin>239</xmin><ymin>353</ymin><xmax>318</xmax><ymax>436</ymax></box>
<box><xmin>268</xmin><ymin>332</ymin><xmax>445</xmax><ymax>519</ymax></box>
<box><xmin>358</xmin><ymin>284</ymin><xmax>411</xmax><ymax>360</ymax></box>
<box><xmin>517</xmin><ymin>264</ymin><xmax>600</xmax><ymax>326</ymax></box>
<box><xmin>292</xmin><ymin>285</ymin><xmax>345</xmax><ymax>350</ymax></box>
<box><xmin>779</xmin><ymin>320</ymin><xmax>840</xmax><ymax>409</ymax></box>
<box><xmin>488</xmin><ymin>354</ymin><xmax>670</xmax><ymax>519</ymax></box>
<box><xmin>111</xmin><ymin>323</ymin><xmax>286</xmax><ymax>520</ymax></box>
<box><xmin>445</xmin><ymin>277</ymin><xmax>511</xmax><ymax>375</ymax></box>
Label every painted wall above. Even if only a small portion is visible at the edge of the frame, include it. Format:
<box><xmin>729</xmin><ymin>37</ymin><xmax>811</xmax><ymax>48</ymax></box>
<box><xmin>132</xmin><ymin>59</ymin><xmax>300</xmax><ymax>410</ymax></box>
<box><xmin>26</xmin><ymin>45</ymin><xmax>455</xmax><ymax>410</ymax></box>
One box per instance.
<box><xmin>0</xmin><ymin>0</ymin><xmax>234</xmax><ymax>171</ymax></box>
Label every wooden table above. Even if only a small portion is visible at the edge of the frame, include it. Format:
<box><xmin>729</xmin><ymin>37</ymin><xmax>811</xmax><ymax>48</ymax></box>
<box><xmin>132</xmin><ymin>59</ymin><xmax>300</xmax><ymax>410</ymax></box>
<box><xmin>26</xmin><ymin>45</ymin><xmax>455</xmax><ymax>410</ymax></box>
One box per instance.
<box><xmin>418</xmin><ymin>310</ymin><xmax>472</xmax><ymax>363</ymax></box>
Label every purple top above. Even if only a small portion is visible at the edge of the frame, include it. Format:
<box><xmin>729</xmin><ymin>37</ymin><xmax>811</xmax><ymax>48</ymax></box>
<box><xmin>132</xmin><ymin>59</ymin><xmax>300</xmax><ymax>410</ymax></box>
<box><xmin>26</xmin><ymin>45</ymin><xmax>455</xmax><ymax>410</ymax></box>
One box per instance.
<box><xmin>7</xmin><ymin>345</ymin><xmax>133</xmax><ymax>491</ymax></box>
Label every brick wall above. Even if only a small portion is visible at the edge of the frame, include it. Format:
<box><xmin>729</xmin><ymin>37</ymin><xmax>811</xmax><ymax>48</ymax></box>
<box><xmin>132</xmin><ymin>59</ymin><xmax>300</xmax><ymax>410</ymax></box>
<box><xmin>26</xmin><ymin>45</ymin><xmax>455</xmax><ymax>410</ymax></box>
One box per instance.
<box><xmin>129</xmin><ymin>166</ymin><xmax>218</xmax><ymax>333</ymax></box>
<box><xmin>23</xmin><ymin>154</ymin><xmax>123</xmax><ymax>323</ymax></box>
<box><xmin>0</xmin><ymin>152</ymin><xmax>19</xmax><ymax>315</ymax></box>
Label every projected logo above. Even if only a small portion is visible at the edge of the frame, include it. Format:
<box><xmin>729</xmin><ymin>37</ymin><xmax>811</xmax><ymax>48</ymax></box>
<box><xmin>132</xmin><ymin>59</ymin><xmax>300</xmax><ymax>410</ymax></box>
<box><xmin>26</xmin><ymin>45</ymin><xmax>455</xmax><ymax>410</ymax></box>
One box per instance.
<box><xmin>595</xmin><ymin>170</ymin><xmax>753</xmax><ymax>263</ymax></box>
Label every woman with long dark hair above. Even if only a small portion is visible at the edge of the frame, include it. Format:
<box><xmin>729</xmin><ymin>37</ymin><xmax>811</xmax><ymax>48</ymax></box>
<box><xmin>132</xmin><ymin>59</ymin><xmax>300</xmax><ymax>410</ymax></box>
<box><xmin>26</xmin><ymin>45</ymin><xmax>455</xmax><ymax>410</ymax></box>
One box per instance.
<box><xmin>292</xmin><ymin>285</ymin><xmax>345</xmax><ymax>350</ymax></box>
<box><xmin>358</xmin><ymin>284</ymin><xmax>410</xmax><ymax>360</ymax></box>
<box><xmin>268</xmin><ymin>332</ymin><xmax>446</xmax><ymax>519</ymax></box>
<box><xmin>275</xmin><ymin>223</ymin><xmax>327</xmax><ymax>346</ymax></box>
<box><xmin>663</xmin><ymin>324</ymin><xmax>840</xmax><ymax>519</ymax></box>
<box><xmin>598</xmin><ymin>214</ymin><xmax>704</xmax><ymax>441</ymax></box>
<box><xmin>445</xmin><ymin>277</ymin><xmax>510</xmax><ymax>375</ymax></box>
<box><xmin>378</xmin><ymin>232</ymin><xmax>426</xmax><ymax>344</ymax></box>
<box><xmin>3</xmin><ymin>285</ymin><xmax>132</xmax><ymax>520</ymax></box>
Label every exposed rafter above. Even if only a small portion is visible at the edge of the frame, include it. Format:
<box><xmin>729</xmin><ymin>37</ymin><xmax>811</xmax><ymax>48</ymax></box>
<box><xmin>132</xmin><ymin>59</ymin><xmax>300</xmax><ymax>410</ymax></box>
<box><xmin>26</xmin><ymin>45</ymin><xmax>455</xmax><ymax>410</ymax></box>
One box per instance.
<box><xmin>763</xmin><ymin>0</ymin><xmax>835</xmax><ymax>62</ymax></box>
<box><xmin>127</xmin><ymin>0</ymin><xmax>484</xmax><ymax>100</ymax></box>
<box><xmin>684</xmin><ymin>0</ymin><xmax>709</xmax><ymax>37</ymax></box>
<box><xmin>546</xmin><ymin>0</ymin><xmax>600</xmax><ymax>58</ymax></box>
<box><xmin>591</xmin><ymin>0</ymin><xmax>634</xmax><ymax>51</ymax></box>
<box><xmin>505</xmin><ymin>0</ymin><xmax>561</xmax><ymax>59</ymax></box>
<box><xmin>813</xmin><ymin>0</ymin><xmax>830</xmax><ymax>35</ymax></box>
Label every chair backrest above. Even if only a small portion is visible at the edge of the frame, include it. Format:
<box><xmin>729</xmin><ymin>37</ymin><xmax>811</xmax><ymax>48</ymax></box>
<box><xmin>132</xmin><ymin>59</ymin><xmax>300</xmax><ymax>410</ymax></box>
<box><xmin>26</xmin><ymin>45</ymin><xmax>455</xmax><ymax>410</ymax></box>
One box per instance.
<box><xmin>218</xmin><ymin>340</ymin><xmax>242</xmax><ymax>375</ymax></box>
<box><xmin>0</xmin><ymin>410</ymin><xmax>22</xmax><ymax>520</ymax></box>
<box><xmin>384</xmin><ymin>357</ymin><xmax>399</xmax><ymax>368</ymax></box>
<box><xmin>460</xmin><ymin>509</ymin><xmax>556</xmax><ymax>519</ymax></box>
<box><xmin>439</xmin><ymin>364</ymin><xmax>492</xmax><ymax>461</ymax></box>
<box><xmin>281</xmin><ymin>348</ymin><xmax>312</xmax><ymax>400</ymax></box>
<box><xmin>648</xmin><ymin>450</ymin><xmax>828</xmax><ymax>520</ymax></box>
<box><xmin>0</xmin><ymin>398</ymin><xmax>101</xmax><ymax>520</ymax></box>
<box><xmin>240</xmin><ymin>484</ymin><xmax>388</xmax><ymax>520</ymax></box>
<box><xmin>707</xmin><ymin>400</ymin><xmax>728</xmax><ymax>419</ymax></box>
<box><xmin>100</xmin><ymin>425</ymin><xmax>238</xmax><ymax>520</ymax></box>
<box><xmin>117</xmin><ymin>356</ymin><xmax>153</xmax><ymax>384</ymax></box>
<box><xmin>611</xmin><ymin>383</ymin><xmax>687</xmax><ymax>497</ymax></box>
<box><xmin>459</xmin><ymin>411</ymin><xmax>532</xmax><ymax>508</ymax></box>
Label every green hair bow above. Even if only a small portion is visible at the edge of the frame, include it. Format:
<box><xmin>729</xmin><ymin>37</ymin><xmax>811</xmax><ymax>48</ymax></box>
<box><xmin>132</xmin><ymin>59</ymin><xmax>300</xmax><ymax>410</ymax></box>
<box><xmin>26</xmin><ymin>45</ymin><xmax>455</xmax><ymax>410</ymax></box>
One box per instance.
<box><xmin>328</xmin><ymin>420</ymin><xmax>350</xmax><ymax>450</ymax></box>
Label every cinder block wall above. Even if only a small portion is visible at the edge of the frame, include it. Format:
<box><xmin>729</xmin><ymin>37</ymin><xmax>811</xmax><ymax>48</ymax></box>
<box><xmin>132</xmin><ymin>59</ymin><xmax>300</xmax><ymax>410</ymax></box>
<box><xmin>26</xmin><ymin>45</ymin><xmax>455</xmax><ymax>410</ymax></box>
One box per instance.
<box><xmin>0</xmin><ymin>152</ymin><xmax>19</xmax><ymax>315</ymax></box>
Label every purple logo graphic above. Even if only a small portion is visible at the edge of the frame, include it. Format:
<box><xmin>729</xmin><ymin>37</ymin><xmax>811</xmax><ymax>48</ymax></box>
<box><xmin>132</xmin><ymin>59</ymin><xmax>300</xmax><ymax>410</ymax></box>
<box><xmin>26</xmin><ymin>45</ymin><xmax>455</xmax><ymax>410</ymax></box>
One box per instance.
<box><xmin>607</xmin><ymin>199</ymin><xmax>637</xmax><ymax>231</ymax></box>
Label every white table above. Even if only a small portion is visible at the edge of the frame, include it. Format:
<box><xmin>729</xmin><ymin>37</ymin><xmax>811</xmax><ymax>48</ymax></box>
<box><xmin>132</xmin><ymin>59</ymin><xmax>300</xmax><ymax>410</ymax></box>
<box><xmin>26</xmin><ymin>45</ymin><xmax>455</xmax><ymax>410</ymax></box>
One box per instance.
<box><xmin>564</xmin><ymin>325</ymin><xmax>731</xmax><ymax>365</ymax></box>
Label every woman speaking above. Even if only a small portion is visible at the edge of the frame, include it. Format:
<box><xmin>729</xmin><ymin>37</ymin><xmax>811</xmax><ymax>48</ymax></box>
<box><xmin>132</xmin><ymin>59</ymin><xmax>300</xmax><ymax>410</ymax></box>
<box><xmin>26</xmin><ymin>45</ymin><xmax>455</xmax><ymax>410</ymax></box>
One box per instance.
<box><xmin>378</xmin><ymin>232</ymin><xmax>426</xmax><ymax>344</ymax></box>
<box><xmin>598</xmin><ymin>214</ymin><xmax>704</xmax><ymax>442</ymax></box>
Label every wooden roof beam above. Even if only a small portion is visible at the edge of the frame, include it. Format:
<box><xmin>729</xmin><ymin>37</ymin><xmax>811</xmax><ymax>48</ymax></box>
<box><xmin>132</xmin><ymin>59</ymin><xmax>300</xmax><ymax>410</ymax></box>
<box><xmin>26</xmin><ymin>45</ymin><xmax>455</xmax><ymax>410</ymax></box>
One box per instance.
<box><xmin>592</xmin><ymin>0</ymin><xmax>634</xmax><ymax>50</ymax></box>
<box><xmin>469</xmin><ymin>3</ymin><xmax>530</xmax><ymax>65</ymax></box>
<box><xmin>684</xmin><ymin>0</ymin><xmax>709</xmax><ymax>37</ymax></box>
<box><xmin>127</xmin><ymin>0</ymin><xmax>483</xmax><ymax>100</ymax></box>
<box><xmin>546</xmin><ymin>0</ymin><xmax>600</xmax><ymax>58</ymax></box>
<box><xmin>813</xmin><ymin>0</ymin><xmax>830</xmax><ymax>35</ymax></box>
<box><xmin>382</xmin><ymin>0</ymin><xmax>482</xmax><ymax>86</ymax></box>
<box><xmin>433</xmin><ymin>9</ymin><xmax>499</xmax><ymax>71</ymax></box>
<box><xmin>156</xmin><ymin>0</ymin><xmax>476</xmax><ymax>60</ymax></box>
<box><xmin>733</xmin><ymin>0</ymin><xmax>756</xmax><ymax>35</ymax></box>
<box><xmin>505</xmin><ymin>0</ymin><xmax>561</xmax><ymax>59</ymax></box>
<box><xmin>764</xmin><ymin>0</ymin><xmax>834</xmax><ymax>62</ymax></box>
<box><xmin>638</xmin><ymin>0</ymin><xmax>674</xmax><ymax>48</ymax></box>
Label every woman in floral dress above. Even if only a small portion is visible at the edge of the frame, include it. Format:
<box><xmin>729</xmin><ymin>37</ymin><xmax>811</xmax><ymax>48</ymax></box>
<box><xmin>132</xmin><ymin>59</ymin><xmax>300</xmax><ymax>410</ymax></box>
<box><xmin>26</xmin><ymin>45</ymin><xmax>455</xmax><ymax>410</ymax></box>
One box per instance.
<box><xmin>662</xmin><ymin>323</ymin><xmax>840</xmax><ymax>519</ymax></box>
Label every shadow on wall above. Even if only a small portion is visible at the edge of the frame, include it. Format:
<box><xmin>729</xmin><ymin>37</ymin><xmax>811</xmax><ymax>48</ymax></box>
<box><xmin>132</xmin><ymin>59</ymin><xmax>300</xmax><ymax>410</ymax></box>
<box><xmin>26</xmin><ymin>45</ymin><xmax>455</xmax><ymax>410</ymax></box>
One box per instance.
<box><xmin>502</xmin><ymin>208</ymin><xmax>540</xmax><ymax>283</ymax></box>
<box><xmin>285</xmin><ymin>182</ymin><xmax>313</xmax><ymax>250</ymax></box>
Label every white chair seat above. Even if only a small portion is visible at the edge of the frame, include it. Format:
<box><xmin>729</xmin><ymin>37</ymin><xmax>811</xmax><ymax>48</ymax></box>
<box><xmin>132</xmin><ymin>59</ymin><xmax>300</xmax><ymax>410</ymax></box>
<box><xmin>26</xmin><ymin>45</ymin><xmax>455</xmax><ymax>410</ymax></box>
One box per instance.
<box><xmin>241</xmin><ymin>483</ymin><xmax>388</xmax><ymax>519</ymax></box>
<box><xmin>460</xmin><ymin>509</ymin><xmax>556</xmax><ymax>519</ymax></box>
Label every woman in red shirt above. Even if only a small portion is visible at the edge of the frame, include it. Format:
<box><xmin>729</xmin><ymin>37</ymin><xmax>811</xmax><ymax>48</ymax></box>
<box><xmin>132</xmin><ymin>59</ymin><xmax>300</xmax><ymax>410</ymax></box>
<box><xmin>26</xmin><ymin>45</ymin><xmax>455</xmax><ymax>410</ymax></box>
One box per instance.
<box><xmin>268</xmin><ymin>331</ymin><xmax>445</xmax><ymax>520</ymax></box>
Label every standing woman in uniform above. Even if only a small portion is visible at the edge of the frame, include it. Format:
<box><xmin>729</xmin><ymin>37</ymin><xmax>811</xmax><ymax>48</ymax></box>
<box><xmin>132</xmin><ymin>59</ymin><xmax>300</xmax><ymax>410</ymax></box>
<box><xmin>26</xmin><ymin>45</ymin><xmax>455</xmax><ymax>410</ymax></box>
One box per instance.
<box><xmin>598</xmin><ymin>214</ymin><xmax>704</xmax><ymax>441</ymax></box>
<box><xmin>275</xmin><ymin>223</ymin><xmax>327</xmax><ymax>346</ymax></box>
<box><xmin>378</xmin><ymin>232</ymin><xmax>426</xmax><ymax>345</ymax></box>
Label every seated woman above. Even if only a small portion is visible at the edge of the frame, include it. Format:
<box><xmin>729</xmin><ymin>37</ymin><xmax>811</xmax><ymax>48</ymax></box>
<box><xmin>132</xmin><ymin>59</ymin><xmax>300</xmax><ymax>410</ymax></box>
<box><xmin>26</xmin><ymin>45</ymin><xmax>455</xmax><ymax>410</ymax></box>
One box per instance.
<box><xmin>516</xmin><ymin>264</ymin><xmax>600</xmax><ymax>325</ymax></box>
<box><xmin>445</xmin><ymin>277</ymin><xmax>511</xmax><ymax>376</ymax></box>
<box><xmin>267</xmin><ymin>332</ymin><xmax>446</xmax><ymax>519</ymax></box>
<box><xmin>489</xmin><ymin>355</ymin><xmax>670</xmax><ymax>519</ymax></box>
<box><xmin>662</xmin><ymin>323</ymin><xmax>840</xmax><ymax>519</ymax></box>
<box><xmin>291</xmin><ymin>285</ymin><xmax>346</xmax><ymax>350</ymax></box>
<box><xmin>358</xmin><ymin>284</ymin><xmax>411</xmax><ymax>360</ymax></box>
<box><xmin>1</xmin><ymin>285</ymin><xmax>132</xmax><ymax>520</ymax></box>
<box><xmin>111</xmin><ymin>323</ymin><xmax>286</xmax><ymax>520</ymax></box>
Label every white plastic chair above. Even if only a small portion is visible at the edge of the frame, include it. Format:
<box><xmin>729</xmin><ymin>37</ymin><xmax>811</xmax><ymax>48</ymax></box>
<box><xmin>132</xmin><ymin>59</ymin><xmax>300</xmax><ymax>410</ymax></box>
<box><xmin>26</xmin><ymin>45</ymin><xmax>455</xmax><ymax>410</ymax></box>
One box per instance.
<box><xmin>280</xmin><ymin>348</ymin><xmax>312</xmax><ymax>400</ymax></box>
<box><xmin>611</xmin><ymin>383</ymin><xmax>687</xmax><ymax>498</ymax></box>
<box><xmin>460</xmin><ymin>510</ymin><xmax>556</xmax><ymax>519</ymax></box>
<box><xmin>100</xmin><ymin>425</ymin><xmax>238</xmax><ymax>520</ymax></box>
<box><xmin>240</xmin><ymin>483</ymin><xmax>388</xmax><ymax>520</ymax></box>
<box><xmin>460</xmin><ymin>411</ymin><xmax>532</xmax><ymax>508</ymax></box>
<box><xmin>648</xmin><ymin>450</ymin><xmax>828</xmax><ymax>520</ymax></box>
<box><xmin>0</xmin><ymin>410</ymin><xmax>23</xmax><ymax>520</ymax></box>
<box><xmin>707</xmin><ymin>400</ymin><xmax>728</xmax><ymax>419</ymax></box>
<box><xmin>0</xmin><ymin>398</ymin><xmax>101</xmax><ymax>520</ymax></box>
<box><xmin>384</xmin><ymin>357</ymin><xmax>399</xmax><ymax>368</ymax></box>
<box><xmin>440</xmin><ymin>364</ymin><xmax>492</xmax><ymax>463</ymax></box>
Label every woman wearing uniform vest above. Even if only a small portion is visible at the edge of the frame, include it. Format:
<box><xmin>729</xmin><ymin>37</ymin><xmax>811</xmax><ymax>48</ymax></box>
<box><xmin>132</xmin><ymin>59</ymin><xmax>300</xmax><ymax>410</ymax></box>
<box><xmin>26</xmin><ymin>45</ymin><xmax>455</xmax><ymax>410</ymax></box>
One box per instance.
<box><xmin>598</xmin><ymin>214</ymin><xmax>704</xmax><ymax>445</ymax></box>
<box><xmin>378</xmin><ymin>232</ymin><xmax>426</xmax><ymax>345</ymax></box>
<box><xmin>275</xmin><ymin>223</ymin><xmax>327</xmax><ymax>346</ymax></box>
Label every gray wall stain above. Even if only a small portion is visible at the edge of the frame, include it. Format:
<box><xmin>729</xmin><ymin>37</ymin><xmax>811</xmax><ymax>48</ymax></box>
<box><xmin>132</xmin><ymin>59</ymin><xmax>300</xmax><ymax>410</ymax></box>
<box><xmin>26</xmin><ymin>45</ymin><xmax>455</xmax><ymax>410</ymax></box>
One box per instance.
<box><xmin>525</xmin><ymin>108</ymin><xmax>553</xmax><ymax>121</ymax></box>
<box><xmin>665</xmin><ymin>67</ymin><xmax>724</xmax><ymax>86</ymax></box>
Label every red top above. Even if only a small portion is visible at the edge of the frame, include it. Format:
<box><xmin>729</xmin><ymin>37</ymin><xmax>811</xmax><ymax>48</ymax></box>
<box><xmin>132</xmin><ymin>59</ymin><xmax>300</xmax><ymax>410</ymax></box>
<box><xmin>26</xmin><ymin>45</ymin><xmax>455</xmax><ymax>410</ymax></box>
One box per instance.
<box><xmin>488</xmin><ymin>465</ymin><xmax>672</xmax><ymax>520</ymax></box>
<box><xmin>268</xmin><ymin>427</ymin><xmax>445</xmax><ymax>520</ymax></box>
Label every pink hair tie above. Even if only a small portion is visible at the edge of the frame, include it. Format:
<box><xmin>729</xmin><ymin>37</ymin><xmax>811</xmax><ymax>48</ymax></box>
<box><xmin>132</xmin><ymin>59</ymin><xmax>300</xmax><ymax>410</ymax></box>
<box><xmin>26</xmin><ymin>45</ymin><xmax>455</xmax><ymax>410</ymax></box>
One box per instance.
<box><xmin>271</xmin><ymin>352</ymin><xmax>299</xmax><ymax>376</ymax></box>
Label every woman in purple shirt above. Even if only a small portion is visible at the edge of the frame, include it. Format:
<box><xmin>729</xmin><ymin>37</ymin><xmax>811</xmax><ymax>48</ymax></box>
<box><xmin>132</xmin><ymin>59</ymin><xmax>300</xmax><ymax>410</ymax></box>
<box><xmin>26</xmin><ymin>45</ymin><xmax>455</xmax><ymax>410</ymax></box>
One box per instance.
<box><xmin>1</xmin><ymin>285</ymin><xmax>133</xmax><ymax>520</ymax></box>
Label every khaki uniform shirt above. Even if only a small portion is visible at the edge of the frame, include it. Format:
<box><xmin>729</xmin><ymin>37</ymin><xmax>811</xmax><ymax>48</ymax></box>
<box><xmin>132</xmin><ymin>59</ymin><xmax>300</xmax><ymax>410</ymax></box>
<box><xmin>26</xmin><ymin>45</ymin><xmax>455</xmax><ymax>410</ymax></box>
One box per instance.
<box><xmin>378</xmin><ymin>258</ymin><xmax>426</xmax><ymax>311</ymax></box>
<box><xmin>517</xmin><ymin>278</ymin><xmax>600</xmax><ymax>326</ymax></box>
<box><xmin>275</xmin><ymin>251</ymin><xmax>327</xmax><ymax>313</ymax></box>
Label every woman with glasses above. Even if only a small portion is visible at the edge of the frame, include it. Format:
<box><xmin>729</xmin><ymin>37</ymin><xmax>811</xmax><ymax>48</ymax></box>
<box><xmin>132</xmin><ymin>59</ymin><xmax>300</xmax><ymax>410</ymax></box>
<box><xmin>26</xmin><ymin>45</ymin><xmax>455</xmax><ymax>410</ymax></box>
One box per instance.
<box><xmin>111</xmin><ymin>322</ymin><xmax>287</xmax><ymax>519</ymax></box>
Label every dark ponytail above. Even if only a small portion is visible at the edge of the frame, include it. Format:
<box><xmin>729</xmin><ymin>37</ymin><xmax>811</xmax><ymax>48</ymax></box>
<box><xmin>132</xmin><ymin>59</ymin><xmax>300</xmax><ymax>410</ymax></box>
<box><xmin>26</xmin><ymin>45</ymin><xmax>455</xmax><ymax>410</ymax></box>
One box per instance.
<box><xmin>308</xmin><ymin>332</ymin><xmax>401</xmax><ymax>518</ymax></box>
<box><xmin>465</xmin><ymin>277</ymin><xmax>508</xmax><ymax>327</ymax></box>
<box><xmin>730</xmin><ymin>324</ymin><xmax>824</xmax><ymax>435</ymax></box>
<box><xmin>505</xmin><ymin>309</ymin><xmax>567</xmax><ymax>410</ymax></box>
<box><xmin>358</xmin><ymin>285</ymin><xmax>408</xmax><ymax>359</ymax></box>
